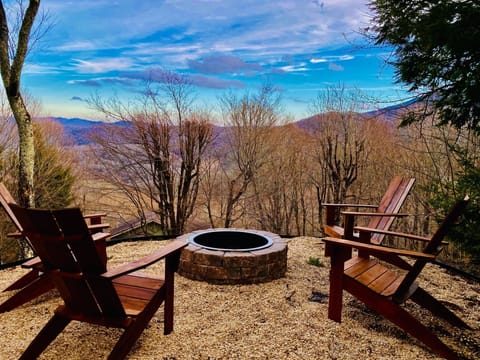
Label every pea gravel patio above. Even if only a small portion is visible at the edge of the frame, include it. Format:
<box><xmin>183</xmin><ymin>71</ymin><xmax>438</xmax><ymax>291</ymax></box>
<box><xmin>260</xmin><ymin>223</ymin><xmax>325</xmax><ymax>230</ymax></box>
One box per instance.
<box><xmin>0</xmin><ymin>237</ymin><xmax>479</xmax><ymax>359</ymax></box>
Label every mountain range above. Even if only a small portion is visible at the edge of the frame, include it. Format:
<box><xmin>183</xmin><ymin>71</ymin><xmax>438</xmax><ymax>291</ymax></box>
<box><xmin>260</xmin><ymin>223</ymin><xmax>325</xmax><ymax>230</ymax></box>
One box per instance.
<box><xmin>49</xmin><ymin>99</ymin><xmax>415</xmax><ymax>145</ymax></box>
<box><xmin>44</xmin><ymin>117</ymin><xmax>130</xmax><ymax>145</ymax></box>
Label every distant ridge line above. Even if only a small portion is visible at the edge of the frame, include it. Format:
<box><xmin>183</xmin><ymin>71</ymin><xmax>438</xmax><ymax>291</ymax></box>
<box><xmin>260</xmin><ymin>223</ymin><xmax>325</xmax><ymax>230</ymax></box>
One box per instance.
<box><xmin>45</xmin><ymin>98</ymin><xmax>417</xmax><ymax>145</ymax></box>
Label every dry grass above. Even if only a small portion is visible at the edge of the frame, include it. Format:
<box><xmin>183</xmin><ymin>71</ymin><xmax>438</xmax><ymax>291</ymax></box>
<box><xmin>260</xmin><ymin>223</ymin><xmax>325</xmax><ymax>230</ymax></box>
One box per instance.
<box><xmin>0</xmin><ymin>237</ymin><xmax>479</xmax><ymax>359</ymax></box>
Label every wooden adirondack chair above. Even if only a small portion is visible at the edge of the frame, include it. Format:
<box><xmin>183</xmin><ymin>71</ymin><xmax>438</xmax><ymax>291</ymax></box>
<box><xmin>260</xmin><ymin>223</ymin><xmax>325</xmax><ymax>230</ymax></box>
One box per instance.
<box><xmin>10</xmin><ymin>204</ymin><xmax>187</xmax><ymax>360</ymax></box>
<box><xmin>322</xmin><ymin>196</ymin><xmax>471</xmax><ymax>360</ymax></box>
<box><xmin>323</xmin><ymin>176</ymin><xmax>415</xmax><ymax>243</ymax></box>
<box><xmin>0</xmin><ymin>182</ymin><xmax>110</xmax><ymax>313</ymax></box>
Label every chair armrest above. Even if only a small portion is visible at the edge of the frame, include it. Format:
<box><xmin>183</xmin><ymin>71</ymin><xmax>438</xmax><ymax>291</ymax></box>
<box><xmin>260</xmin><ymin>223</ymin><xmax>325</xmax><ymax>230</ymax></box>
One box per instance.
<box><xmin>338</xmin><ymin>212</ymin><xmax>409</xmax><ymax>240</ymax></box>
<box><xmin>354</xmin><ymin>226</ymin><xmax>431</xmax><ymax>242</ymax></box>
<box><xmin>322</xmin><ymin>203</ymin><xmax>378</xmax><ymax>209</ymax></box>
<box><xmin>7</xmin><ymin>230</ymin><xmax>22</xmax><ymax>238</ymax></box>
<box><xmin>102</xmin><ymin>240</ymin><xmax>187</xmax><ymax>279</ymax></box>
<box><xmin>322</xmin><ymin>237</ymin><xmax>435</xmax><ymax>260</ymax></box>
<box><xmin>83</xmin><ymin>213</ymin><xmax>109</xmax><ymax>233</ymax></box>
<box><xmin>11</xmin><ymin>225</ymin><xmax>109</xmax><ymax>237</ymax></box>
<box><xmin>323</xmin><ymin>203</ymin><xmax>378</xmax><ymax>226</ymax></box>
<box><xmin>92</xmin><ymin>232</ymin><xmax>110</xmax><ymax>241</ymax></box>
<box><xmin>21</xmin><ymin>256</ymin><xmax>42</xmax><ymax>268</ymax></box>
<box><xmin>341</xmin><ymin>211</ymin><xmax>409</xmax><ymax>217</ymax></box>
<box><xmin>87</xmin><ymin>223</ymin><xmax>110</xmax><ymax>231</ymax></box>
<box><xmin>83</xmin><ymin>212</ymin><xmax>107</xmax><ymax>219</ymax></box>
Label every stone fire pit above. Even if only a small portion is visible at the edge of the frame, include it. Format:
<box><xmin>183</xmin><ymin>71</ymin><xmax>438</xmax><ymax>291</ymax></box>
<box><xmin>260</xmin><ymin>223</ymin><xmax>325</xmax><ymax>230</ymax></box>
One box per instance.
<box><xmin>177</xmin><ymin>229</ymin><xmax>287</xmax><ymax>284</ymax></box>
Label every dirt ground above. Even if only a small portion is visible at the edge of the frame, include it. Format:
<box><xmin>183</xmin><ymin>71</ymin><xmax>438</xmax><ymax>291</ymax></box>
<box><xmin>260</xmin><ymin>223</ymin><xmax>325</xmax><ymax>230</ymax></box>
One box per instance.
<box><xmin>0</xmin><ymin>237</ymin><xmax>479</xmax><ymax>359</ymax></box>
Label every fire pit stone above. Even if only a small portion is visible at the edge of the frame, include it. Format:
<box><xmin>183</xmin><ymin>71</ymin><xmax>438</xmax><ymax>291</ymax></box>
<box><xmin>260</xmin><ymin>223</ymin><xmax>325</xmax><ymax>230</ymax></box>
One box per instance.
<box><xmin>177</xmin><ymin>228</ymin><xmax>287</xmax><ymax>284</ymax></box>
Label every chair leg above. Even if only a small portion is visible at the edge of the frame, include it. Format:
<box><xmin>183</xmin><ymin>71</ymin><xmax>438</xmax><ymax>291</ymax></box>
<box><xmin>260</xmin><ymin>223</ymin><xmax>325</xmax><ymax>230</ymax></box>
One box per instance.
<box><xmin>164</xmin><ymin>261</ymin><xmax>177</xmax><ymax>335</ymax></box>
<box><xmin>108</xmin><ymin>289</ymin><xmax>166</xmax><ymax>360</ymax></box>
<box><xmin>2</xmin><ymin>269</ymin><xmax>41</xmax><ymax>291</ymax></box>
<box><xmin>411</xmin><ymin>287</ymin><xmax>471</xmax><ymax>329</ymax></box>
<box><xmin>327</xmin><ymin>264</ymin><xmax>344</xmax><ymax>322</ymax></box>
<box><xmin>376</xmin><ymin>298</ymin><xmax>459</xmax><ymax>360</ymax></box>
<box><xmin>19</xmin><ymin>314</ymin><xmax>71</xmax><ymax>360</ymax></box>
<box><xmin>0</xmin><ymin>273</ymin><xmax>54</xmax><ymax>313</ymax></box>
<box><xmin>325</xmin><ymin>246</ymin><xmax>349</xmax><ymax>322</ymax></box>
<box><xmin>94</xmin><ymin>238</ymin><xmax>108</xmax><ymax>266</ymax></box>
<box><xmin>345</xmin><ymin>279</ymin><xmax>460</xmax><ymax>360</ymax></box>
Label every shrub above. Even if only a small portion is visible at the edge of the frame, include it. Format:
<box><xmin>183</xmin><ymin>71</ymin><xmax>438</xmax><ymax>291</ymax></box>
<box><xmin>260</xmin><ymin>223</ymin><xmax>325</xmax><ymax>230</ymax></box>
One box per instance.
<box><xmin>307</xmin><ymin>256</ymin><xmax>324</xmax><ymax>267</ymax></box>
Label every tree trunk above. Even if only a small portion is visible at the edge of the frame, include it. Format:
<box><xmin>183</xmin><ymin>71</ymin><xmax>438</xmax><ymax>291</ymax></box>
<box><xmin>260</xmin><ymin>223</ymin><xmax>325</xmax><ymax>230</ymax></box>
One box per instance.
<box><xmin>9</xmin><ymin>95</ymin><xmax>35</xmax><ymax>206</ymax></box>
<box><xmin>0</xmin><ymin>0</ymin><xmax>40</xmax><ymax>207</ymax></box>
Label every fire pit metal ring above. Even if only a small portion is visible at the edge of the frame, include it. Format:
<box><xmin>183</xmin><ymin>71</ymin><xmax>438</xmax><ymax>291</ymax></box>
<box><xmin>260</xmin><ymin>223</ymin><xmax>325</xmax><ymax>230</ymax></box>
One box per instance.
<box><xmin>187</xmin><ymin>229</ymin><xmax>273</xmax><ymax>252</ymax></box>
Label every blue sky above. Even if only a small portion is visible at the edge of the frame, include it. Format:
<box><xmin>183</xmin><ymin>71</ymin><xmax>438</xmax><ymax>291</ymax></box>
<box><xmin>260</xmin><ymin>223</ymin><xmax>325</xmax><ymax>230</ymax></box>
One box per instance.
<box><xmin>20</xmin><ymin>0</ymin><xmax>410</xmax><ymax>122</ymax></box>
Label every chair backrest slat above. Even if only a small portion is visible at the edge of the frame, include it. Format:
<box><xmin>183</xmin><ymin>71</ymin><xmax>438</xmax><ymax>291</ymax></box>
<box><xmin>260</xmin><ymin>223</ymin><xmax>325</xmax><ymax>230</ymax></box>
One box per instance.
<box><xmin>368</xmin><ymin>177</ymin><xmax>415</xmax><ymax>244</ymax></box>
<box><xmin>0</xmin><ymin>183</ymin><xmax>23</xmax><ymax>231</ymax></box>
<box><xmin>9</xmin><ymin>204</ymin><xmax>69</xmax><ymax>269</ymax></box>
<box><xmin>10</xmin><ymin>205</ymin><xmax>126</xmax><ymax>318</ymax></box>
<box><xmin>52</xmin><ymin>208</ymin><xmax>106</xmax><ymax>273</ymax></box>
<box><xmin>57</xmin><ymin>276</ymin><xmax>104</xmax><ymax>314</ymax></box>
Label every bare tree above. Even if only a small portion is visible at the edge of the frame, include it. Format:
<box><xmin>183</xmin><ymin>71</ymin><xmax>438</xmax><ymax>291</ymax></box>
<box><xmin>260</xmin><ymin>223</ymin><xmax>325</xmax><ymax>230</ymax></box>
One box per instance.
<box><xmin>198</xmin><ymin>156</ymin><xmax>221</xmax><ymax>228</ymax></box>
<box><xmin>218</xmin><ymin>84</ymin><xmax>281</xmax><ymax>228</ymax></box>
<box><xmin>310</xmin><ymin>85</ymin><xmax>369</xmax><ymax>224</ymax></box>
<box><xmin>89</xmin><ymin>76</ymin><xmax>213</xmax><ymax>235</ymax></box>
<box><xmin>251</xmin><ymin>124</ymin><xmax>315</xmax><ymax>236</ymax></box>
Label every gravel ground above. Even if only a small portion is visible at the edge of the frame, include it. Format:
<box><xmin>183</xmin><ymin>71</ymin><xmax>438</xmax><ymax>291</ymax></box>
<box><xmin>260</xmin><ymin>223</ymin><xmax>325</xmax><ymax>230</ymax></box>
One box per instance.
<box><xmin>0</xmin><ymin>237</ymin><xmax>479</xmax><ymax>360</ymax></box>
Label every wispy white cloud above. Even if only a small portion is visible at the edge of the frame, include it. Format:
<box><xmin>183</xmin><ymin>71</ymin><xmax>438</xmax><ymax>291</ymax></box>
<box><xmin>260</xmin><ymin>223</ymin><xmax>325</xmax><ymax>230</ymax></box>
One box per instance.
<box><xmin>68</xmin><ymin>77</ymin><xmax>134</xmax><ymax>87</ymax></box>
<box><xmin>72</xmin><ymin>58</ymin><xmax>134</xmax><ymax>74</ymax></box>
<box><xmin>310</xmin><ymin>55</ymin><xmax>355</xmax><ymax>64</ymax></box>
<box><xmin>188</xmin><ymin>55</ymin><xmax>262</xmax><ymax>74</ymax></box>
<box><xmin>44</xmin><ymin>0</ymin><xmax>370</xmax><ymax>69</ymax></box>
<box><xmin>24</xmin><ymin>1</ymin><xmax>408</xmax><ymax>120</ymax></box>
<box><xmin>67</xmin><ymin>79</ymin><xmax>102</xmax><ymax>87</ymax></box>
<box><xmin>53</xmin><ymin>41</ymin><xmax>99</xmax><ymax>52</ymax></box>
<box><xmin>187</xmin><ymin>74</ymin><xmax>245</xmax><ymax>89</ymax></box>
<box><xmin>24</xmin><ymin>64</ymin><xmax>60</xmax><ymax>74</ymax></box>
<box><xmin>310</xmin><ymin>58</ymin><xmax>328</xmax><ymax>64</ymax></box>
<box><xmin>127</xmin><ymin>43</ymin><xmax>202</xmax><ymax>57</ymax></box>
<box><xmin>278</xmin><ymin>64</ymin><xmax>309</xmax><ymax>73</ymax></box>
<box><xmin>328</xmin><ymin>63</ymin><xmax>344</xmax><ymax>72</ymax></box>
<box><xmin>121</xmin><ymin>68</ymin><xmax>245</xmax><ymax>89</ymax></box>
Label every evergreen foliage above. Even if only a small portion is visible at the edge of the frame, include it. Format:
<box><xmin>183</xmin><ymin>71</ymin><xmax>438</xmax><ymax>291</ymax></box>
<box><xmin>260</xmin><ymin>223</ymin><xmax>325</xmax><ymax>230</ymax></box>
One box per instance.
<box><xmin>32</xmin><ymin>123</ymin><xmax>75</xmax><ymax>208</ymax></box>
<box><xmin>429</xmin><ymin>160</ymin><xmax>480</xmax><ymax>263</ymax></box>
<box><xmin>5</xmin><ymin>122</ymin><xmax>75</xmax><ymax>208</ymax></box>
<box><xmin>368</xmin><ymin>0</ymin><xmax>480</xmax><ymax>132</ymax></box>
<box><xmin>368</xmin><ymin>0</ymin><xmax>480</xmax><ymax>263</ymax></box>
